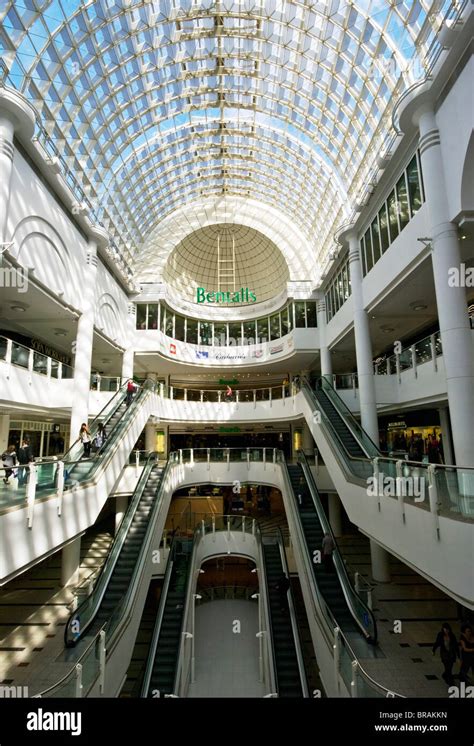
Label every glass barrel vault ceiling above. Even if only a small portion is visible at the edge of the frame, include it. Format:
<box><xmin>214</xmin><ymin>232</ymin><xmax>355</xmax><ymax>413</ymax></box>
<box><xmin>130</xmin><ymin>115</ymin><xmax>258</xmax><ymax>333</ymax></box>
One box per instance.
<box><xmin>0</xmin><ymin>0</ymin><xmax>459</xmax><ymax>282</ymax></box>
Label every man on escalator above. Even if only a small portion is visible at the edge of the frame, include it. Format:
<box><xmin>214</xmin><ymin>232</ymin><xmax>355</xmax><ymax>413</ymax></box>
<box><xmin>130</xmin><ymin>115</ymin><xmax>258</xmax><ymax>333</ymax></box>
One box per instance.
<box><xmin>275</xmin><ymin>574</ymin><xmax>290</xmax><ymax>613</ymax></box>
<box><xmin>322</xmin><ymin>533</ymin><xmax>335</xmax><ymax>572</ymax></box>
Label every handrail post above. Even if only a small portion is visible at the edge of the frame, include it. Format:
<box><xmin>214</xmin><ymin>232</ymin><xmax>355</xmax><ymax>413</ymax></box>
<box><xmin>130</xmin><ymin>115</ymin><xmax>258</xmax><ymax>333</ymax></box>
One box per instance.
<box><xmin>226</xmin><ymin>448</ymin><xmax>230</xmax><ymax>471</ymax></box>
<box><xmin>367</xmin><ymin>589</ymin><xmax>373</xmax><ymax>610</ymax></box>
<box><xmin>273</xmin><ymin>448</ymin><xmax>276</xmax><ymax>468</ymax></box>
<box><xmin>179</xmin><ymin>449</ymin><xmax>183</xmax><ymax>465</ymax></box>
<box><xmin>386</xmin><ymin>356</ymin><xmax>391</xmax><ymax>376</ymax></box>
<box><xmin>411</xmin><ymin>345</ymin><xmax>417</xmax><ymax>378</ymax></box>
<box><xmin>351</xmin><ymin>660</ymin><xmax>359</xmax><ymax>697</ymax></box>
<box><xmin>242</xmin><ymin>515</ymin><xmax>245</xmax><ymax>541</ymax></box>
<box><xmin>427</xmin><ymin>464</ymin><xmax>440</xmax><ymax>539</ymax></box>
<box><xmin>170</xmin><ymin>386</ymin><xmax>174</xmax><ymax>399</ymax></box>
<box><xmin>159</xmin><ymin>382</ymin><xmax>164</xmax><ymax>398</ymax></box>
<box><xmin>263</xmin><ymin>447</ymin><xmax>266</xmax><ymax>470</ymax></box>
<box><xmin>246</xmin><ymin>448</ymin><xmax>250</xmax><ymax>470</ymax></box>
<box><xmin>184</xmin><ymin>388</ymin><xmax>188</xmax><ymax>401</ymax></box>
<box><xmin>253</xmin><ymin>389</ymin><xmax>256</xmax><ymax>409</ymax></box>
<box><xmin>26</xmin><ymin>462</ymin><xmax>37</xmax><ymax>529</ymax></box>
<box><xmin>227</xmin><ymin>515</ymin><xmax>230</xmax><ymax>540</ymax></box>
<box><xmin>430</xmin><ymin>333</ymin><xmax>437</xmax><ymax>372</ymax></box>
<box><xmin>333</xmin><ymin>627</ymin><xmax>341</xmax><ymax>693</ymax></box>
<box><xmin>372</xmin><ymin>457</ymin><xmax>381</xmax><ymax>512</ymax></box>
<box><xmin>99</xmin><ymin>630</ymin><xmax>106</xmax><ymax>694</ymax></box>
<box><xmin>207</xmin><ymin>448</ymin><xmax>210</xmax><ymax>470</ymax></box>
<box><xmin>212</xmin><ymin>517</ymin><xmax>216</xmax><ymax>542</ymax></box>
<box><xmin>6</xmin><ymin>337</ymin><xmax>12</xmax><ymax>364</ymax></box>
<box><xmin>135</xmin><ymin>449</ymin><xmax>140</xmax><ymax>477</ymax></box>
<box><xmin>218</xmin><ymin>390</ymin><xmax>222</xmax><ymax>404</ymax></box>
<box><xmin>201</xmin><ymin>519</ymin><xmax>205</xmax><ymax>538</ymax></box>
<box><xmin>396</xmin><ymin>460</ymin><xmax>405</xmax><ymax>523</ymax></box>
<box><xmin>190</xmin><ymin>448</ymin><xmax>194</xmax><ymax>469</ymax></box>
<box><xmin>269</xmin><ymin>386</ymin><xmax>272</xmax><ymax>408</ymax></box>
<box><xmin>75</xmin><ymin>663</ymin><xmax>83</xmax><ymax>698</ymax></box>
<box><xmin>56</xmin><ymin>460</ymin><xmax>65</xmax><ymax>516</ymax></box>
<box><xmin>395</xmin><ymin>353</ymin><xmax>401</xmax><ymax>383</ymax></box>
<box><xmin>252</xmin><ymin>518</ymin><xmax>256</xmax><ymax>536</ymax></box>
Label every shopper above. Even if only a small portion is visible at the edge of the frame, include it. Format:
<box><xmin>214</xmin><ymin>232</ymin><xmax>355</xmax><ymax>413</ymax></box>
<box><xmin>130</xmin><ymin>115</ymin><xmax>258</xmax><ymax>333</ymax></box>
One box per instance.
<box><xmin>322</xmin><ymin>532</ymin><xmax>335</xmax><ymax>572</ymax></box>
<box><xmin>432</xmin><ymin>623</ymin><xmax>459</xmax><ymax>685</ymax></box>
<box><xmin>459</xmin><ymin>624</ymin><xmax>474</xmax><ymax>683</ymax></box>
<box><xmin>17</xmin><ymin>438</ymin><xmax>34</xmax><ymax>486</ymax></box>
<box><xmin>427</xmin><ymin>434</ymin><xmax>441</xmax><ymax>464</ymax></box>
<box><xmin>78</xmin><ymin>423</ymin><xmax>92</xmax><ymax>458</ymax></box>
<box><xmin>94</xmin><ymin>422</ymin><xmax>107</xmax><ymax>453</ymax></box>
<box><xmin>125</xmin><ymin>379</ymin><xmax>135</xmax><ymax>406</ymax></box>
<box><xmin>2</xmin><ymin>445</ymin><xmax>17</xmax><ymax>485</ymax></box>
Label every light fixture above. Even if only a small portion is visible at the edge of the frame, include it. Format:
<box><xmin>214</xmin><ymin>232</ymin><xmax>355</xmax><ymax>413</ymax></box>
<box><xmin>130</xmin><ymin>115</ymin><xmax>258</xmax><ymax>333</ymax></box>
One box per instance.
<box><xmin>380</xmin><ymin>325</ymin><xmax>395</xmax><ymax>333</ymax></box>
<box><xmin>53</xmin><ymin>328</ymin><xmax>67</xmax><ymax>336</ymax></box>
<box><xmin>410</xmin><ymin>301</ymin><xmax>427</xmax><ymax>311</ymax></box>
<box><xmin>10</xmin><ymin>303</ymin><xmax>29</xmax><ymax>312</ymax></box>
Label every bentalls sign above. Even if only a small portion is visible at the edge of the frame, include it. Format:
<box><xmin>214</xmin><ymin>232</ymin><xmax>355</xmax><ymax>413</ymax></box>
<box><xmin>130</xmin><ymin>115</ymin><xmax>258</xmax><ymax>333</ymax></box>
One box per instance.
<box><xmin>196</xmin><ymin>287</ymin><xmax>257</xmax><ymax>304</ymax></box>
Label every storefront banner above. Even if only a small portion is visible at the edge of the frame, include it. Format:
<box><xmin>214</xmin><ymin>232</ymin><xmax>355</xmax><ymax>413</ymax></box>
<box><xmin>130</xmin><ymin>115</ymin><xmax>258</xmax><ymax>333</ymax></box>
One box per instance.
<box><xmin>151</xmin><ymin>331</ymin><xmax>295</xmax><ymax>366</ymax></box>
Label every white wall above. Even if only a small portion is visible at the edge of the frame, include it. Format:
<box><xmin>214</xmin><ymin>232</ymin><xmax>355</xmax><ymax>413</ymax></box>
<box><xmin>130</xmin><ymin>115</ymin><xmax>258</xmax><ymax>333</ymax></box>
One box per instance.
<box><xmin>436</xmin><ymin>55</ymin><xmax>474</xmax><ymax>220</ymax></box>
<box><xmin>94</xmin><ymin>261</ymin><xmax>129</xmax><ymax>348</ymax></box>
<box><xmin>8</xmin><ymin>149</ymin><xmax>88</xmax><ymax>310</ymax></box>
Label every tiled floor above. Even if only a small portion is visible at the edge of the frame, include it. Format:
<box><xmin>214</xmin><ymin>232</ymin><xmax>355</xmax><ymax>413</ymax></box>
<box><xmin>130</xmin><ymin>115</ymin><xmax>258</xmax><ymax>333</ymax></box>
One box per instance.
<box><xmin>188</xmin><ymin>599</ymin><xmax>265</xmax><ymax>698</ymax></box>
<box><xmin>0</xmin><ymin>522</ymin><xmax>113</xmax><ymax>695</ymax></box>
<box><xmin>337</xmin><ymin>531</ymin><xmax>460</xmax><ymax>698</ymax></box>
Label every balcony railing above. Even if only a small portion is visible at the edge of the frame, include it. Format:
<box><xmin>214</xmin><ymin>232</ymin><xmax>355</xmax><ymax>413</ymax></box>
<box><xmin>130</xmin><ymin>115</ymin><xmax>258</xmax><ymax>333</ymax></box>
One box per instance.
<box><xmin>0</xmin><ymin>335</ymin><xmax>73</xmax><ymax>379</ymax></box>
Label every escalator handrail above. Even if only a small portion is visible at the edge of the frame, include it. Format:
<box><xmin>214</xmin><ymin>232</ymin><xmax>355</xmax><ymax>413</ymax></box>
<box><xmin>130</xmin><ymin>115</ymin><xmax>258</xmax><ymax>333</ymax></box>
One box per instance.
<box><xmin>173</xmin><ymin>534</ymin><xmax>201</xmax><ymax>696</ymax></box>
<box><xmin>255</xmin><ymin>523</ymin><xmax>279</xmax><ymax>697</ymax></box>
<box><xmin>309</xmin><ymin>377</ymin><xmax>381</xmax><ymax>458</ymax></box>
<box><xmin>297</xmin><ymin>452</ymin><xmax>377</xmax><ymax>643</ymax></box>
<box><xmin>301</xmin><ymin>384</ymin><xmax>374</xmax><ymax>475</ymax></box>
<box><xmin>141</xmin><ymin>538</ymin><xmax>177</xmax><ymax>697</ymax></box>
<box><xmin>279</xmin><ymin>458</ymin><xmax>400</xmax><ymax>697</ymax></box>
<box><xmin>64</xmin><ymin>453</ymin><xmax>158</xmax><ymax>646</ymax></box>
<box><xmin>276</xmin><ymin>528</ymin><xmax>310</xmax><ymax>697</ymax></box>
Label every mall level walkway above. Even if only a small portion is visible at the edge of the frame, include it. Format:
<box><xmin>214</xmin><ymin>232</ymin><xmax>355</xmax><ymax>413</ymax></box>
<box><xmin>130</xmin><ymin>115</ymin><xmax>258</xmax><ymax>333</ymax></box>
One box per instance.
<box><xmin>188</xmin><ymin>599</ymin><xmax>265</xmax><ymax>698</ymax></box>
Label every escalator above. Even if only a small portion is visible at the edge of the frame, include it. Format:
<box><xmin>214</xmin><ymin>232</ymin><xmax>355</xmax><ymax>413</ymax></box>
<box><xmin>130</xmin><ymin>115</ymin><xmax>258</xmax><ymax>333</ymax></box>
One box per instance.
<box><xmin>142</xmin><ymin>537</ymin><xmax>193</xmax><ymax>697</ymax></box>
<box><xmin>262</xmin><ymin>541</ymin><xmax>307</xmax><ymax>697</ymax></box>
<box><xmin>65</xmin><ymin>457</ymin><xmax>165</xmax><ymax>645</ymax></box>
<box><xmin>287</xmin><ymin>460</ymin><xmax>377</xmax><ymax>647</ymax></box>
<box><xmin>308</xmin><ymin>378</ymin><xmax>380</xmax><ymax>460</ymax></box>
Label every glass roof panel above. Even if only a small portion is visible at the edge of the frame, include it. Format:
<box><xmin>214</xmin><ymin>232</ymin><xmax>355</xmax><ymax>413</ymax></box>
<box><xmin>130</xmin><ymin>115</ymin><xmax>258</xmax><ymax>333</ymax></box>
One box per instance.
<box><xmin>0</xmin><ymin>0</ymin><xmax>461</xmax><ymax>282</ymax></box>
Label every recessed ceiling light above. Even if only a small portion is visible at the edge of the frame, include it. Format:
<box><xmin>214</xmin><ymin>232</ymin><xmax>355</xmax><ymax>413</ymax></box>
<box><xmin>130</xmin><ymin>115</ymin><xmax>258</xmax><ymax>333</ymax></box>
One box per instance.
<box><xmin>380</xmin><ymin>325</ymin><xmax>395</xmax><ymax>333</ymax></box>
<box><xmin>410</xmin><ymin>302</ymin><xmax>427</xmax><ymax>311</ymax></box>
<box><xmin>53</xmin><ymin>328</ymin><xmax>67</xmax><ymax>336</ymax></box>
<box><xmin>10</xmin><ymin>303</ymin><xmax>29</xmax><ymax>312</ymax></box>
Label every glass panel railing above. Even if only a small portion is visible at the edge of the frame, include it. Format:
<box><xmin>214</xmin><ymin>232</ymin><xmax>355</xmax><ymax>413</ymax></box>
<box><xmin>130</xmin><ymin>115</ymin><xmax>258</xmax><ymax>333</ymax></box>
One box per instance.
<box><xmin>0</xmin><ymin>465</ymin><xmax>28</xmax><ymax>508</ymax></box>
<box><xmin>298</xmin><ymin>452</ymin><xmax>377</xmax><ymax>643</ymax></box>
<box><xmin>51</xmin><ymin>359</ymin><xmax>60</xmax><ymax>378</ymax></box>
<box><xmin>33</xmin><ymin>350</ymin><xmax>48</xmax><ymax>375</ymax></box>
<box><xmin>11</xmin><ymin>341</ymin><xmax>29</xmax><ymax>368</ymax></box>
<box><xmin>62</xmin><ymin>363</ymin><xmax>74</xmax><ymax>379</ymax></box>
<box><xmin>0</xmin><ymin>336</ymin><xmax>8</xmax><ymax>360</ymax></box>
<box><xmin>65</xmin><ymin>455</ymin><xmax>158</xmax><ymax>645</ymax></box>
<box><xmin>414</xmin><ymin>336</ymin><xmax>432</xmax><ymax>365</ymax></box>
<box><xmin>398</xmin><ymin>348</ymin><xmax>412</xmax><ymax>372</ymax></box>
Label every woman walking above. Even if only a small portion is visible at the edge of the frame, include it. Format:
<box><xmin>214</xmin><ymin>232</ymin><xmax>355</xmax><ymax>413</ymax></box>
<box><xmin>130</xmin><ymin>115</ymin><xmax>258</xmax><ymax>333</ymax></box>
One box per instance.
<box><xmin>432</xmin><ymin>623</ymin><xmax>459</xmax><ymax>685</ymax></box>
<box><xmin>78</xmin><ymin>423</ymin><xmax>92</xmax><ymax>458</ymax></box>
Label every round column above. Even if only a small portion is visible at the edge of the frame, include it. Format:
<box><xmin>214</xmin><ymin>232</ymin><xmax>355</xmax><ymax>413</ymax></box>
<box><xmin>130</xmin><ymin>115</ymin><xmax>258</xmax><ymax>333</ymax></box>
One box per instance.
<box><xmin>438</xmin><ymin>406</ymin><xmax>454</xmax><ymax>466</ymax></box>
<box><xmin>145</xmin><ymin>421</ymin><xmax>157</xmax><ymax>452</ymax></box>
<box><xmin>328</xmin><ymin>493</ymin><xmax>342</xmax><ymax>537</ymax></box>
<box><xmin>60</xmin><ymin>536</ymin><xmax>81</xmax><ymax>587</ymax></box>
<box><xmin>302</xmin><ymin>421</ymin><xmax>314</xmax><ymax>456</ymax></box>
<box><xmin>121</xmin><ymin>303</ymin><xmax>136</xmax><ymax>382</ymax></box>
<box><xmin>369</xmin><ymin>539</ymin><xmax>391</xmax><ymax>583</ymax></box>
<box><xmin>346</xmin><ymin>234</ymin><xmax>379</xmax><ymax>444</ymax></box>
<box><xmin>417</xmin><ymin>107</ymin><xmax>474</xmax><ymax>467</ymax></box>
<box><xmin>69</xmin><ymin>241</ymin><xmax>98</xmax><ymax>446</ymax></box>
<box><xmin>317</xmin><ymin>298</ymin><xmax>332</xmax><ymax>378</ymax></box>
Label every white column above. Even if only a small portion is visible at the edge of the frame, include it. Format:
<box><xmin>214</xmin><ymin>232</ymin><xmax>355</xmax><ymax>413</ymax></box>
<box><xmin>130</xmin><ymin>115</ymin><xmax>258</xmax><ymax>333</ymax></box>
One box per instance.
<box><xmin>121</xmin><ymin>303</ymin><xmax>136</xmax><ymax>382</ymax></box>
<box><xmin>0</xmin><ymin>413</ymin><xmax>10</xmax><ymax>453</ymax></box>
<box><xmin>328</xmin><ymin>493</ymin><xmax>342</xmax><ymax>537</ymax></box>
<box><xmin>69</xmin><ymin>241</ymin><xmax>98</xmax><ymax>446</ymax></box>
<box><xmin>302</xmin><ymin>421</ymin><xmax>314</xmax><ymax>456</ymax></box>
<box><xmin>0</xmin><ymin>114</ymin><xmax>15</xmax><ymax>244</ymax></box>
<box><xmin>417</xmin><ymin>107</ymin><xmax>474</xmax><ymax>467</ymax></box>
<box><xmin>60</xmin><ymin>536</ymin><xmax>81</xmax><ymax>587</ymax></box>
<box><xmin>347</xmin><ymin>235</ymin><xmax>379</xmax><ymax>444</ymax></box>
<box><xmin>369</xmin><ymin>539</ymin><xmax>391</xmax><ymax>583</ymax></box>
<box><xmin>115</xmin><ymin>494</ymin><xmax>129</xmax><ymax>534</ymax></box>
<box><xmin>317</xmin><ymin>298</ymin><xmax>332</xmax><ymax>378</ymax></box>
<box><xmin>145</xmin><ymin>421</ymin><xmax>157</xmax><ymax>452</ymax></box>
<box><xmin>438</xmin><ymin>406</ymin><xmax>454</xmax><ymax>466</ymax></box>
